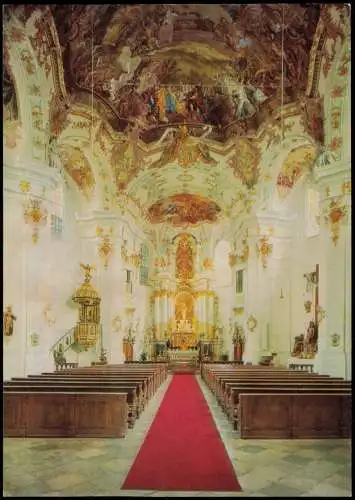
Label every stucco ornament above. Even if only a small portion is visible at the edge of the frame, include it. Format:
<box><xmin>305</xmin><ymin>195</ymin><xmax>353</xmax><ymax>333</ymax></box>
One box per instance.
<box><xmin>246</xmin><ymin>314</ymin><xmax>257</xmax><ymax>332</ymax></box>
<box><xmin>324</xmin><ymin>199</ymin><xmax>348</xmax><ymax>246</ymax></box>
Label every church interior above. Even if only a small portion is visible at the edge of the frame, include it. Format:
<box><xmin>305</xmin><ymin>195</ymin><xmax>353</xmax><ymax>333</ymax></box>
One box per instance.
<box><xmin>3</xmin><ymin>4</ymin><xmax>351</xmax><ymax>497</ymax></box>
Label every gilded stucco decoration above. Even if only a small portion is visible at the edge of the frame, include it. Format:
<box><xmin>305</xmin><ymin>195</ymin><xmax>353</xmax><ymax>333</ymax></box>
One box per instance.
<box><xmin>110</xmin><ymin>124</ymin><xmax>145</xmax><ymax>192</ymax></box>
<box><xmin>277</xmin><ymin>146</ymin><xmax>317</xmax><ymax>199</ymax></box>
<box><xmin>148</xmin><ymin>125</ymin><xmax>217</xmax><ymax>170</ymax></box>
<box><xmin>256</xmin><ymin>235</ymin><xmax>273</xmax><ymax>269</ymax></box>
<box><xmin>229</xmin><ymin>234</ymin><xmax>249</xmax><ymax>267</ymax></box>
<box><xmin>175</xmin><ymin>233</ymin><xmax>195</xmax><ymax>281</ymax></box>
<box><xmin>121</xmin><ymin>240</ymin><xmax>142</xmax><ymax>268</ymax></box>
<box><xmin>96</xmin><ymin>226</ymin><xmax>114</xmax><ymax>270</ymax></box>
<box><xmin>58</xmin><ymin>145</ymin><xmax>95</xmax><ymax>198</ymax></box>
<box><xmin>324</xmin><ymin>198</ymin><xmax>348</xmax><ymax>246</ymax></box>
<box><xmin>227</xmin><ymin>139</ymin><xmax>260</xmax><ymax>189</ymax></box>
<box><xmin>23</xmin><ymin>198</ymin><xmax>48</xmax><ymax>243</ymax></box>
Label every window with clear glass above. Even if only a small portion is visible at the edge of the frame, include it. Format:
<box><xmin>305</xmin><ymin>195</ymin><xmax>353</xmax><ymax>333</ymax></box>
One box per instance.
<box><xmin>236</xmin><ymin>269</ymin><xmax>244</xmax><ymax>294</ymax></box>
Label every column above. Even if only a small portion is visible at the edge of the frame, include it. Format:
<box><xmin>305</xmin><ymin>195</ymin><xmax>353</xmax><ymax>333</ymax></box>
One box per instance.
<box><xmin>313</xmin><ymin>161</ymin><xmax>351</xmax><ymax>378</ymax></box>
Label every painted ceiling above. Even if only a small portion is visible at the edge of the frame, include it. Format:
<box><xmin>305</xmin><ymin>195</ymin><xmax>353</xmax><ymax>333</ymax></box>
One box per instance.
<box><xmin>49</xmin><ymin>4</ymin><xmax>320</xmax><ymax>141</ymax></box>
<box><xmin>147</xmin><ymin>193</ymin><xmax>221</xmax><ymax>227</ymax></box>
<box><xmin>5</xmin><ymin>4</ymin><xmax>349</xmax><ymax>230</ymax></box>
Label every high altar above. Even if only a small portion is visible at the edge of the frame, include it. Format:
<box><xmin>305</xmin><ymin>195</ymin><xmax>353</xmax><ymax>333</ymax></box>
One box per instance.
<box><xmin>148</xmin><ymin>232</ymin><xmax>219</xmax><ymax>352</ymax></box>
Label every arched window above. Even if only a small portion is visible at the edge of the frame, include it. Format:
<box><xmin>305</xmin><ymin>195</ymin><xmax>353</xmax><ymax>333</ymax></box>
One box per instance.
<box><xmin>306</xmin><ymin>188</ymin><xmax>320</xmax><ymax>238</ymax></box>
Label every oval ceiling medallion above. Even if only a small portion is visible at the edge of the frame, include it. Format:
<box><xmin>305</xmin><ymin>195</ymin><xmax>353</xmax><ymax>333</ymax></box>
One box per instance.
<box><xmin>147</xmin><ymin>193</ymin><xmax>221</xmax><ymax>226</ymax></box>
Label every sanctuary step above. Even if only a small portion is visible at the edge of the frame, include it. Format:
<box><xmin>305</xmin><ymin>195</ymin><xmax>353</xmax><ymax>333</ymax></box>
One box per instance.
<box><xmin>168</xmin><ymin>350</ymin><xmax>198</xmax><ymax>374</ymax></box>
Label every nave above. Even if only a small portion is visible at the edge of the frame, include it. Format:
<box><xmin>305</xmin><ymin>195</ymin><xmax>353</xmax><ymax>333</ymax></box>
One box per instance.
<box><xmin>4</xmin><ymin>369</ymin><xmax>351</xmax><ymax>497</ymax></box>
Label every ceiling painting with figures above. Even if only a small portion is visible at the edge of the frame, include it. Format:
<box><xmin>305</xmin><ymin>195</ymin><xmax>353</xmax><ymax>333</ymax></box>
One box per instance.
<box><xmin>3</xmin><ymin>3</ymin><xmax>349</xmax><ymax>239</ymax></box>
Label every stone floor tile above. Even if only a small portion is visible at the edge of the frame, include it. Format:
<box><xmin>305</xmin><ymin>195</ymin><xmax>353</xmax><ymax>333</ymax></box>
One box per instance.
<box><xmin>258</xmin><ymin>481</ymin><xmax>304</xmax><ymax>497</ymax></box>
<box><xmin>75</xmin><ymin>447</ymin><xmax>108</xmax><ymax>459</ymax></box>
<box><xmin>46</xmin><ymin>472</ymin><xmax>89</xmax><ymax>491</ymax></box>
<box><xmin>237</xmin><ymin>471</ymin><xmax>274</xmax><ymax>492</ymax></box>
<box><xmin>307</xmin><ymin>482</ymin><xmax>352</xmax><ymax>497</ymax></box>
<box><xmin>281</xmin><ymin>453</ymin><xmax>314</xmax><ymax>466</ymax></box>
<box><xmin>324</xmin><ymin>473</ymin><xmax>352</xmax><ymax>490</ymax></box>
<box><xmin>277</xmin><ymin>474</ymin><xmax>321</xmax><ymax>492</ymax></box>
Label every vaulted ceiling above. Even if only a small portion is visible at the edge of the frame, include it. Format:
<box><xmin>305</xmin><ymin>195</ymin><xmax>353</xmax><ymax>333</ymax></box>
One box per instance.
<box><xmin>4</xmin><ymin>4</ymin><xmax>349</xmax><ymax>233</ymax></box>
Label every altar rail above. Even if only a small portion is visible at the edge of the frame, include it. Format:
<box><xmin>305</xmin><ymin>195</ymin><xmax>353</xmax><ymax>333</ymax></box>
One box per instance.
<box><xmin>289</xmin><ymin>363</ymin><xmax>314</xmax><ymax>373</ymax></box>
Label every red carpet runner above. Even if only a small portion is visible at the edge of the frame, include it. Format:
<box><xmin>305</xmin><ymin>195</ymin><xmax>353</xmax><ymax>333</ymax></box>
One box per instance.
<box><xmin>121</xmin><ymin>374</ymin><xmax>242</xmax><ymax>491</ymax></box>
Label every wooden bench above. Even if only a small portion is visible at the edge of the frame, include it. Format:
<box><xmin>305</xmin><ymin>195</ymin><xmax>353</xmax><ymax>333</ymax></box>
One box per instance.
<box><xmin>219</xmin><ymin>377</ymin><xmax>350</xmax><ymax>409</ymax></box>
<box><xmin>227</xmin><ymin>383</ymin><xmax>352</xmax><ymax>424</ymax></box>
<box><xmin>55</xmin><ymin>366</ymin><xmax>166</xmax><ymax>391</ymax></box>
<box><xmin>4</xmin><ymin>381</ymin><xmax>141</xmax><ymax>428</ymax></box>
<box><xmin>4</xmin><ymin>391</ymin><xmax>128</xmax><ymax>438</ymax></box>
<box><xmin>239</xmin><ymin>392</ymin><xmax>352</xmax><ymax>438</ymax></box>
<box><xmin>24</xmin><ymin>375</ymin><xmax>152</xmax><ymax>406</ymax></box>
<box><xmin>30</xmin><ymin>374</ymin><xmax>154</xmax><ymax>405</ymax></box>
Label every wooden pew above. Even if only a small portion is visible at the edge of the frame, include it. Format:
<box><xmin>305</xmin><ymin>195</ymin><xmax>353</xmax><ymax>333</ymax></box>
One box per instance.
<box><xmin>239</xmin><ymin>392</ymin><xmax>352</xmax><ymax>439</ymax></box>
<box><xmin>22</xmin><ymin>375</ymin><xmax>152</xmax><ymax>409</ymax></box>
<box><xmin>218</xmin><ymin>377</ymin><xmax>349</xmax><ymax>409</ymax></box>
<box><xmin>4</xmin><ymin>363</ymin><xmax>167</xmax><ymax>438</ymax></box>
<box><xmin>227</xmin><ymin>383</ymin><xmax>352</xmax><ymax>424</ymax></box>
<box><xmin>53</xmin><ymin>365</ymin><xmax>167</xmax><ymax>392</ymax></box>
<box><xmin>27</xmin><ymin>374</ymin><xmax>154</xmax><ymax>405</ymax></box>
<box><xmin>4</xmin><ymin>382</ymin><xmax>141</xmax><ymax>428</ymax></box>
<box><xmin>4</xmin><ymin>391</ymin><xmax>128</xmax><ymax>438</ymax></box>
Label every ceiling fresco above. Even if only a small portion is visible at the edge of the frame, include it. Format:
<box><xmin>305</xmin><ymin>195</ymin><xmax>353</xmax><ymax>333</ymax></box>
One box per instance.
<box><xmin>5</xmin><ymin>3</ymin><xmax>349</xmax><ymax>234</ymax></box>
<box><xmin>147</xmin><ymin>193</ymin><xmax>222</xmax><ymax>226</ymax></box>
<box><xmin>49</xmin><ymin>4</ymin><xmax>321</xmax><ymax>141</ymax></box>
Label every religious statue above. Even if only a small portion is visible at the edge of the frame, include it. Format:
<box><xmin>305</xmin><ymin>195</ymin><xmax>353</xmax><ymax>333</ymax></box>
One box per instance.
<box><xmin>53</xmin><ymin>344</ymin><xmax>66</xmax><ymax>368</ymax></box>
<box><xmin>233</xmin><ymin>324</ymin><xmax>245</xmax><ymax>363</ymax></box>
<box><xmin>80</xmin><ymin>263</ymin><xmax>96</xmax><ymax>283</ymax></box>
<box><xmin>3</xmin><ymin>305</ymin><xmax>16</xmax><ymax>336</ymax></box>
<box><xmin>304</xmin><ymin>320</ymin><xmax>318</xmax><ymax>357</ymax></box>
<box><xmin>291</xmin><ymin>334</ymin><xmax>305</xmax><ymax>357</ymax></box>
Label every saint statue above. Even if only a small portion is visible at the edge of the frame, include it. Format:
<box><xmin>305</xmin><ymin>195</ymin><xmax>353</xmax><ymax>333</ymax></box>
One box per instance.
<box><xmin>304</xmin><ymin>320</ymin><xmax>318</xmax><ymax>357</ymax></box>
<box><xmin>80</xmin><ymin>263</ymin><xmax>96</xmax><ymax>283</ymax></box>
<box><xmin>291</xmin><ymin>334</ymin><xmax>305</xmax><ymax>357</ymax></box>
<box><xmin>3</xmin><ymin>305</ymin><xmax>16</xmax><ymax>336</ymax></box>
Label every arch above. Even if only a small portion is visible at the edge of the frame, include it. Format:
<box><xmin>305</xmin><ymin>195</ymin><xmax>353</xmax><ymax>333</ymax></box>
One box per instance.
<box><xmin>4</xmin><ymin>6</ymin><xmax>70</xmax><ymax>166</ymax></box>
<box><xmin>262</xmin><ymin>134</ymin><xmax>317</xmax><ymax>212</ymax></box>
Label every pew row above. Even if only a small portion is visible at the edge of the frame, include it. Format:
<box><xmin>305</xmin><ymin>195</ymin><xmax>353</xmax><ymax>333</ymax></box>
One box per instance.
<box><xmin>4</xmin><ymin>391</ymin><xmax>128</xmax><ymax>438</ymax></box>
<box><xmin>239</xmin><ymin>393</ymin><xmax>352</xmax><ymax>439</ymax></box>
<box><xmin>4</xmin><ymin>363</ymin><xmax>168</xmax><ymax>438</ymax></box>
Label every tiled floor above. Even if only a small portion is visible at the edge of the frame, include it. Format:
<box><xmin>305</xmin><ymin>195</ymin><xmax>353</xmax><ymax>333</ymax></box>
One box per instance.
<box><xmin>3</xmin><ymin>374</ymin><xmax>352</xmax><ymax>497</ymax></box>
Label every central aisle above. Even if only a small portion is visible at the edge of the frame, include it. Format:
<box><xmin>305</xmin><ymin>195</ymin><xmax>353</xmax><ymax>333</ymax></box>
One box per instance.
<box><xmin>121</xmin><ymin>374</ymin><xmax>242</xmax><ymax>492</ymax></box>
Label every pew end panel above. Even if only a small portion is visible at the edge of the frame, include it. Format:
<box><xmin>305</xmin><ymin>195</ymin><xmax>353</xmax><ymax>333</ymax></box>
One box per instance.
<box><xmin>4</xmin><ymin>391</ymin><xmax>128</xmax><ymax>438</ymax></box>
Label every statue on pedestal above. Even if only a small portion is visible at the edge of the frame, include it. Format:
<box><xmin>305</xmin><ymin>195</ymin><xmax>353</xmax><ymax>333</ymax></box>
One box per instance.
<box><xmin>3</xmin><ymin>305</ymin><xmax>16</xmax><ymax>337</ymax></box>
<box><xmin>304</xmin><ymin>320</ymin><xmax>318</xmax><ymax>357</ymax></box>
<box><xmin>291</xmin><ymin>321</ymin><xmax>318</xmax><ymax>358</ymax></box>
<box><xmin>291</xmin><ymin>334</ymin><xmax>305</xmax><ymax>357</ymax></box>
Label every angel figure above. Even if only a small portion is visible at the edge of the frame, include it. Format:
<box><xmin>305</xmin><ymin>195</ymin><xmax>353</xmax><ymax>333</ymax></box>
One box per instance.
<box><xmin>80</xmin><ymin>263</ymin><xmax>96</xmax><ymax>283</ymax></box>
